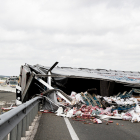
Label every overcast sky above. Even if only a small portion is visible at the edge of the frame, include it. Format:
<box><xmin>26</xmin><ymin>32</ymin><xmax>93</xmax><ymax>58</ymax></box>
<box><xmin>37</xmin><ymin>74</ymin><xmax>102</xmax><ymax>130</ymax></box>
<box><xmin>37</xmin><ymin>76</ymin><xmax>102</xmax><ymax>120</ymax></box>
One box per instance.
<box><xmin>0</xmin><ymin>0</ymin><xmax>140</xmax><ymax>76</ymax></box>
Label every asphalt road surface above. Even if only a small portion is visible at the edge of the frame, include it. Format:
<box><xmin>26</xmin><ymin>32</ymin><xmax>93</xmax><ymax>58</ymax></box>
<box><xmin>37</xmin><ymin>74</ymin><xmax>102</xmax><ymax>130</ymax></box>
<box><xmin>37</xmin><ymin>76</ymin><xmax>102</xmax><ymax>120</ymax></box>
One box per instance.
<box><xmin>35</xmin><ymin>113</ymin><xmax>140</xmax><ymax>140</ymax></box>
<box><xmin>0</xmin><ymin>90</ymin><xmax>16</xmax><ymax>102</ymax></box>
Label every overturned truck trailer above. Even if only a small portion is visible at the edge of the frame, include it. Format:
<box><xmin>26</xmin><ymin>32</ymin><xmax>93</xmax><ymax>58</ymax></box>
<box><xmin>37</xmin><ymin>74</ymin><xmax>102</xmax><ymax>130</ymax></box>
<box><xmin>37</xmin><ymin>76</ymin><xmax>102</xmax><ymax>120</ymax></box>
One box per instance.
<box><xmin>16</xmin><ymin>62</ymin><xmax>140</xmax><ymax>103</ymax></box>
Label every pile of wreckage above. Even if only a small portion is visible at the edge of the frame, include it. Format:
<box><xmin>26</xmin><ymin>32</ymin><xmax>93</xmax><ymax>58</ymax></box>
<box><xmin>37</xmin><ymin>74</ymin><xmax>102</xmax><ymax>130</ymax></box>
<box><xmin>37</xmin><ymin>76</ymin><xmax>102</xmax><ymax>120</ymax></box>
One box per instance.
<box><xmin>40</xmin><ymin>88</ymin><xmax>140</xmax><ymax>124</ymax></box>
<box><xmin>16</xmin><ymin>62</ymin><xmax>140</xmax><ymax>124</ymax></box>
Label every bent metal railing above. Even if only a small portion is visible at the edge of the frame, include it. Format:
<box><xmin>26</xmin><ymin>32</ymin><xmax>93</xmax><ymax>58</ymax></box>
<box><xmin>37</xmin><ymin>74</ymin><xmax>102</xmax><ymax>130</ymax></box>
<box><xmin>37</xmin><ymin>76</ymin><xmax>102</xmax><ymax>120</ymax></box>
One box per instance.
<box><xmin>0</xmin><ymin>96</ymin><xmax>42</xmax><ymax>140</ymax></box>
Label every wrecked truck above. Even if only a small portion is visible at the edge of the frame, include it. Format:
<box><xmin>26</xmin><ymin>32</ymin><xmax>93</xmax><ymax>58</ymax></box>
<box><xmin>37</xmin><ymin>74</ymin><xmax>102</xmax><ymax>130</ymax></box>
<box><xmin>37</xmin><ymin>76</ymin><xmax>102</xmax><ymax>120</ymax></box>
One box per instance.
<box><xmin>16</xmin><ymin>62</ymin><xmax>140</xmax><ymax>103</ymax></box>
<box><xmin>15</xmin><ymin>62</ymin><xmax>140</xmax><ymax>122</ymax></box>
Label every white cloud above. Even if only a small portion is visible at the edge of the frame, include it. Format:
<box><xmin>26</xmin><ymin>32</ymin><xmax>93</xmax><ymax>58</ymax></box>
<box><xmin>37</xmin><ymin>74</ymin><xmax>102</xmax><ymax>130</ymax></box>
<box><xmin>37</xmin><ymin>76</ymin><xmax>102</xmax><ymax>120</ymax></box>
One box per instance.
<box><xmin>0</xmin><ymin>0</ymin><xmax>140</xmax><ymax>76</ymax></box>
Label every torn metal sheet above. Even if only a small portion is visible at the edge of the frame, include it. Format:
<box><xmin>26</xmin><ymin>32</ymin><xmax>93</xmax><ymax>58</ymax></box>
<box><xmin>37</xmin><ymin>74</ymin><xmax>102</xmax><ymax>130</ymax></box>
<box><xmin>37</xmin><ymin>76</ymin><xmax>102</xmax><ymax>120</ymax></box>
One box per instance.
<box><xmin>42</xmin><ymin>96</ymin><xmax>60</xmax><ymax>112</ymax></box>
<box><xmin>17</xmin><ymin>62</ymin><xmax>140</xmax><ymax>102</ymax></box>
<box><xmin>34</xmin><ymin>64</ymin><xmax>140</xmax><ymax>86</ymax></box>
<box><xmin>42</xmin><ymin>89</ymin><xmax>72</xmax><ymax>105</ymax></box>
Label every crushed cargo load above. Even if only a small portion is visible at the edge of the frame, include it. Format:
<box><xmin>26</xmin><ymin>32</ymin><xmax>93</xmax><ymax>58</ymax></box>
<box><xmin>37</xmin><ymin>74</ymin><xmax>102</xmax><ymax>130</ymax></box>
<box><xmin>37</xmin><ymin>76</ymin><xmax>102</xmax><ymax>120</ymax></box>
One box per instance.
<box><xmin>52</xmin><ymin>90</ymin><xmax>140</xmax><ymax>123</ymax></box>
<box><xmin>16</xmin><ymin>62</ymin><xmax>140</xmax><ymax>124</ymax></box>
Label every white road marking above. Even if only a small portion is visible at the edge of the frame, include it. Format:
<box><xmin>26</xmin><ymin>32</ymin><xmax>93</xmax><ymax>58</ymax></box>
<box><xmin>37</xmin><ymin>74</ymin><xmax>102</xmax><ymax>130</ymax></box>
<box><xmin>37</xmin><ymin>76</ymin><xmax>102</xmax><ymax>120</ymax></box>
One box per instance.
<box><xmin>64</xmin><ymin>117</ymin><xmax>79</xmax><ymax>140</ymax></box>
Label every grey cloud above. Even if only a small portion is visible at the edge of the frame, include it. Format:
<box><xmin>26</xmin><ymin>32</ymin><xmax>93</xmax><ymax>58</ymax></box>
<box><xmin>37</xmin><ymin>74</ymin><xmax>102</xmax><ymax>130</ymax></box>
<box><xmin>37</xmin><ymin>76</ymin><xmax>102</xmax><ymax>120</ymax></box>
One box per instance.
<box><xmin>0</xmin><ymin>0</ymin><xmax>140</xmax><ymax>75</ymax></box>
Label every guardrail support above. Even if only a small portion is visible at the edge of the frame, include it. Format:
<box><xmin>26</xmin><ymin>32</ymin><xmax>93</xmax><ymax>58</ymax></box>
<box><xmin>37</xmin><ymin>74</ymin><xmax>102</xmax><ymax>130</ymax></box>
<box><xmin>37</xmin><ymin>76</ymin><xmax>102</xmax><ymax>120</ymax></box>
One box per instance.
<box><xmin>31</xmin><ymin>106</ymin><xmax>34</xmax><ymax>122</ymax></box>
<box><xmin>32</xmin><ymin>105</ymin><xmax>35</xmax><ymax>120</ymax></box>
<box><xmin>10</xmin><ymin>125</ymin><xmax>17</xmax><ymax>140</ymax></box>
<box><xmin>26</xmin><ymin>113</ymin><xmax>29</xmax><ymax>131</ymax></box>
<box><xmin>22</xmin><ymin>117</ymin><xmax>26</xmax><ymax>137</ymax></box>
<box><xmin>29</xmin><ymin>112</ymin><xmax>31</xmax><ymax>126</ymax></box>
<box><xmin>17</xmin><ymin>121</ymin><xmax>22</xmax><ymax>140</ymax></box>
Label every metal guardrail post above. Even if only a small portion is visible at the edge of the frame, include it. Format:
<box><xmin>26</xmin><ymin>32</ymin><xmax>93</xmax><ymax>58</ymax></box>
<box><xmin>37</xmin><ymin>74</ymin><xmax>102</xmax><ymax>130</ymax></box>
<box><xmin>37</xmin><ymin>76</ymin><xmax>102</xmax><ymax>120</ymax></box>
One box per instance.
<box><xmin>30</xmin><ymin>110</ymin><xmax>32</xmax><ymax>126</ymax></box>
<box><xmin>33</xmin><ymin>105</ymin><xmax>36</xmax><ymax>120</ymax></box>
<box><xmin>26</xmin><ymin>113</ymin><xmax>29</xmax><ymax>131</ymax></box>
<box><xmin>10</xmin><ymin>125</ymin><xmax>17</xmax><ymax>140</ymax></box>
<box><xmin>38</xmin><ymin>102</ymin><xmax>40</xmax><ymax>113</ymax></box>
<box><xmin>31</xmin><ymin>107</ymin><xmax>34</xmax><ymax>123</ymax></box>
<box><xmin>17</xmin><ymin>121</ymin><xmax>22</xmax><ymax>140</ymax></box>
<box><xmin>37</xmin><ymin>102</ymin><xmax>39</xmax><ymax>112</ymax></box>
<box><xmin>22</xmin><ymin>117</ymin><xmax>26</xmax><ymax>137</ymax></box>
<box><xmin>35</xmin><ymin>104</ymin><xmax>37</xmax><ymax>115</ymax></box>
<box><xmin>31</xmin><ymin>106</ymin><xmax>34</xmax><ymax>123</ymax></box>
<box><xmin>29</xmin><ymin>112</ymin><xmax>32</xmax><ymax>126</ymax></box>
<box><xmin>36</xmin><ymin>104</ymin><xmax>38</xmax><ymax>117</ymax></box>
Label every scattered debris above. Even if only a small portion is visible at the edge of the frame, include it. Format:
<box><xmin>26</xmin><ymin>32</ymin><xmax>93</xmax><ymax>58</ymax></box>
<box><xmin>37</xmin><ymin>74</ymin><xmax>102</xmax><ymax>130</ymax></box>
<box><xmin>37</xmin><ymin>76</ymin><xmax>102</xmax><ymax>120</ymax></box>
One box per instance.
<box><xmin>108</xmin><ymin>121</ymin><xmax>113</xmax><ymax>123</ymax></box>
<box><xmin>106</xmin><ymin>122</ymin><xmax>109</xmax><ymax>125</ymax></box>
<box><xmin>1</xmin><ymin>104</ymin><xmax>17</xmax><ymax>112</ymax></box>
<box><xmin>38</xmin><ymin>88</ymin><xmax>140</xmax><ymax>125</ymax></box>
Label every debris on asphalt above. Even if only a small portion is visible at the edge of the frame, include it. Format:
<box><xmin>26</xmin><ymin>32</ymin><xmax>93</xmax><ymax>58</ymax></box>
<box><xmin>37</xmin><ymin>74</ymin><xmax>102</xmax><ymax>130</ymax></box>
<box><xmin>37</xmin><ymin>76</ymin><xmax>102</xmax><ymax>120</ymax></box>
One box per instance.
<box><xmin>106</xmin><ymin>122</ymin><xmax>109</xmax><ymax>125</ymax></box>
<box><xmin>39</xmin><ymin>88</ymin><xmax>140</xmax><ymax>124</ymax></box>
<box><xmin>108</xmin><ymin>121</ymin><xmax>113</xmax><ymax>123</ymax></box>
